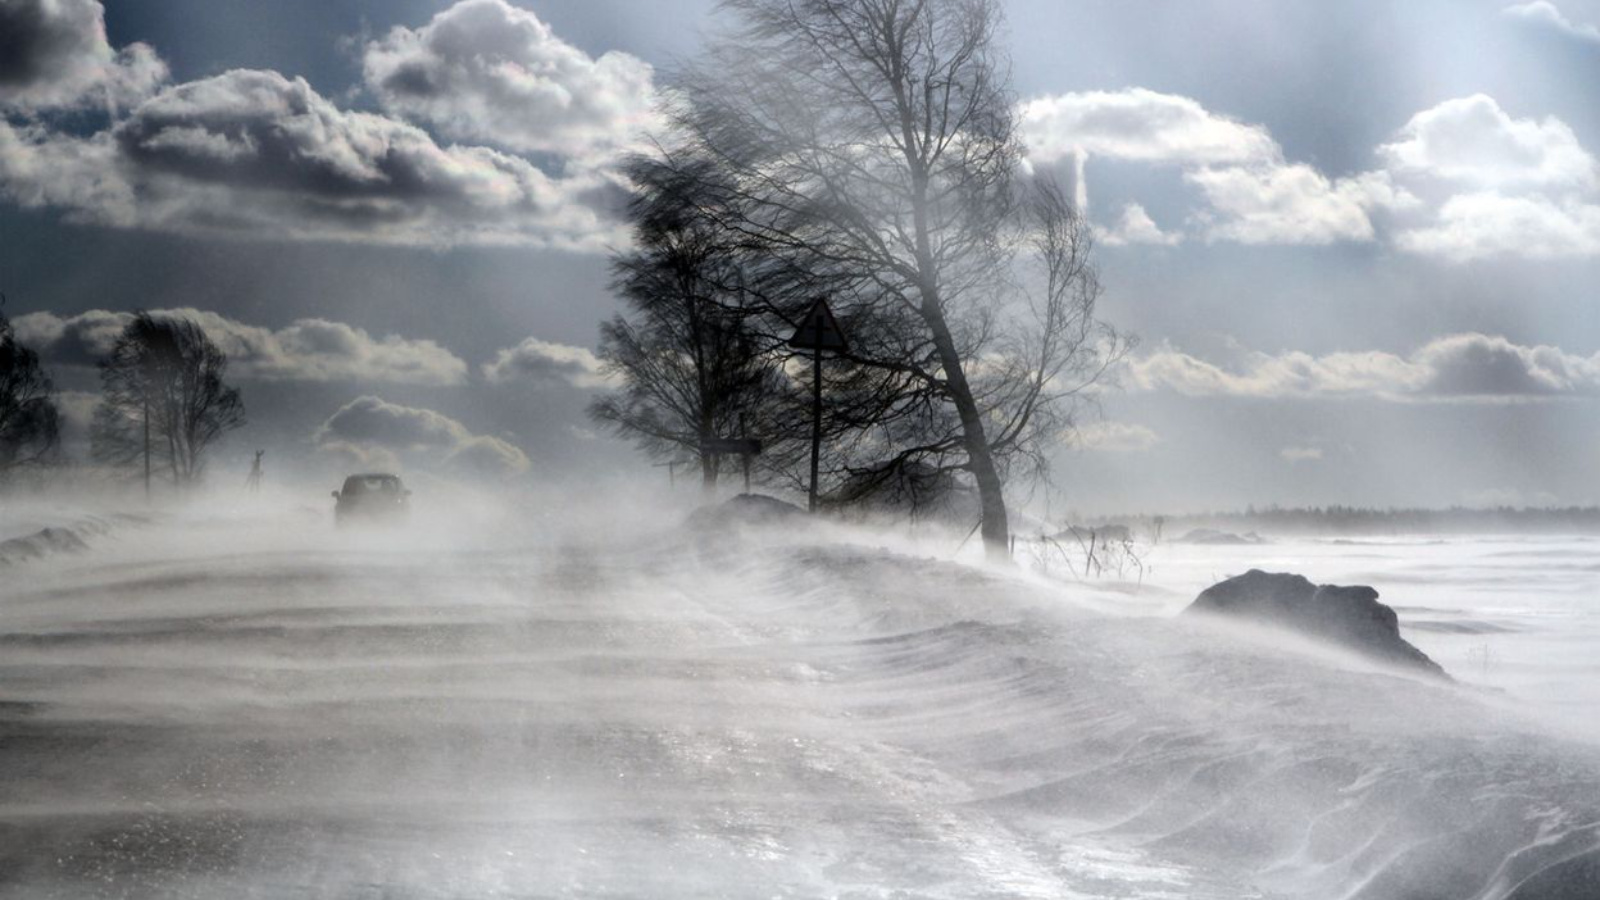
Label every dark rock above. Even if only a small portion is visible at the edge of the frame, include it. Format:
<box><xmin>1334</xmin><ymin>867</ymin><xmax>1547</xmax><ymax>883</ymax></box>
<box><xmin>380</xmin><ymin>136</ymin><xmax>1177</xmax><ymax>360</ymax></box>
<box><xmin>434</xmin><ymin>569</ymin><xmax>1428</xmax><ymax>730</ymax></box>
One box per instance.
<box><xmin>1184</xmin><ymin>569</ymin><xmax>1448</xmax><ymax>678</ymax></box>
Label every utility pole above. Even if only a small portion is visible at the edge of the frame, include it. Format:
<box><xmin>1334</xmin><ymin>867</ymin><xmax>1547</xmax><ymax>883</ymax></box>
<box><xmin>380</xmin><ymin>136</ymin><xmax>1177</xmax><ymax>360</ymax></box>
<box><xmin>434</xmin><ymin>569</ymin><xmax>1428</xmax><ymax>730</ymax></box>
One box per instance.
<box><xmin>786</xmin><ymin>298</ymin><xmax>849</xmax><ymax>514</ymax></box>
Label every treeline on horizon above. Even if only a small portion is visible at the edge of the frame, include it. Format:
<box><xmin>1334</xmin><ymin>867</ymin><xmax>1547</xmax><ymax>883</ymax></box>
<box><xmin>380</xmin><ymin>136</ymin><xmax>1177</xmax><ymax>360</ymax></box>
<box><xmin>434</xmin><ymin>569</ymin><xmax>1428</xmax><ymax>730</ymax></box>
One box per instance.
<box><xmin>1087</xmin><ymin>505</ymin><xmax>1600</xmax><ymax>537</ymax></box>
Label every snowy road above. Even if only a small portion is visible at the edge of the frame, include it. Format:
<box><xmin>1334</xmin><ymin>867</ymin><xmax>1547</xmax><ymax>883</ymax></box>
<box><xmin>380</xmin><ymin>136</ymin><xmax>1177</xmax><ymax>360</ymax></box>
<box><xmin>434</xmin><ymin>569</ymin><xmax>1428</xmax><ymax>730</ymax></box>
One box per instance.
<box><xmin>2</xmin><ymin>509</ymin><xmax>1598</xmax><ymax>898</ymax></box>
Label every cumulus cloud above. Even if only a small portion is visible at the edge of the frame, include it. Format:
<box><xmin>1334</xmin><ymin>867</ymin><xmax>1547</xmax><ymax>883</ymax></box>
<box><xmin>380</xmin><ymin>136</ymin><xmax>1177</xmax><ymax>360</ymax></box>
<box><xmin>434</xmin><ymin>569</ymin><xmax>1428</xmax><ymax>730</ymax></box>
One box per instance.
<box><xmin>1503</xmin><ymin>2</ymin><xmax>1600</xmax><ymax>45</ymax></box>
<box><xmin>1280</xmin><ymin>446</ymin><xmax>1324</xmax><ymax>462</ymax></box>
<box><xmin>1065</xmin><ymin>421</ymin><xmax>1161</xmax><ymax>453</ymax></box>
<box><xmin>481</xmin><ymin>337</ymin><xmax>612</xmax><ymax>389</ymax></box>
<box><xmin>1187</xmin><ymin>165</ymin><xmax>1415</xmax><ymax>245</ymax></box>
<box><xmin>15</xmin><ymin>308</ymin><xmax>468</xmax><ymax>385</ymax></box>
<box><xmin>1020</xmin><ymin>88</ymin><xmax>1279</xmax><ymax>166</ymax></box>
<box><xmin>1096</xmin><ymin>203</ymin><xmax>1181</xmax><ymax>246</ymax></box>
<box><xmin>1395</xmin><ymin>192</ymin><xmax>1600</xmax><ymax>261</ymax></box>
<box><xmin>315</xmin><ymin>395</ymin><xmax>530</xmax><ymax>477</ymax></box>
<box><xmin>362</xmin><ymin>0</ymin><xmax>657</xmax><ymax>162</ymax></box>
<box><xmin>1126</xmin><ymin>333</ymin><xmax>1600</xmax><ymax>401</ymax></box>
<box><xmin>1379</xmin><ymin>94</ymin><xmax>1596</xmax><ymax>190</ymax></box>
<box><xmin>1020</xmin><ymin>88</ymin><xmax>1411</xmax><ymax>246</ymax></box>
<box><xmin>0</xmin><ymin>0</ymin><xmax>167</xmax><ymax>112</ymax></box>
<box><xmin>0</xmin><ymin>3</ymin><xmax>629</xmax><ymax>249</ymax></box>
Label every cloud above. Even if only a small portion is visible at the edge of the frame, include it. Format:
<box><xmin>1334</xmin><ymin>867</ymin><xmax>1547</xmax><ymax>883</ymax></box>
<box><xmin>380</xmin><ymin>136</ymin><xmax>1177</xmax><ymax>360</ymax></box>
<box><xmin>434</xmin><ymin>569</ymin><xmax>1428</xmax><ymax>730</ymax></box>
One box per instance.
<box><xmin>2</xmin><ymin>64</ymin><xmax>626</xmax><ymax>248</ymax></box>
<box><xmin>1020</xmin><ymin>88</ymin><xmax>1279</xmax><ymax>166</ymax></box>
<box><xmin>481</xmin><ymin>337</ymin><xmax>612</xmax><ymax>389</ymax></box>
<box><xmin>14</xmin><ymin>308</ymin><xmax>468</xmax><ymax>385</ymax></box>
<box><xmin>362</xmin><ymin>0</ymin><xmax>657</xmax><ymax>162</ymax></box>
<box><xmin>1187</xmin><ymin>165</ymin><xmax>1415</xmax><ymax>245</ymax></box>
<box><xmin>1503</xmin><ymin>2</ymin><xmax>1600</xmax><ymax>45</ymax></box>
<box><xmin>0</xmin><ymin>0</ymin><xmax>167</xmax><ymax>112</ymax></box>
<box><xmin>1020</xmin><ymin>88</ymin><xmax>1412</xmax><ymax>246</ymax></box>
<box><xmin>1065</xmin><ymin>421</ymin><xmax>1161</xmax><ymax>453</ymax></box>
<box><xmin>1279</xmin><ymin>446</ymin><xmax>1324</xmax><ymax>462</ymax></box>
<box><xmin>314</xmin><ymin>395</ymin><xmax>530</xmax><ymax>477</ymax></box>
<box><xmin>1096</xmin><ymin>203</ymin><xmax>1181</xmax><ymax>246</ymax></box>
<box><xmin>1126</xmin><ymin>333</ymin><xmax>1600</xmax><ymax>400</ymax></box>
<box><xmin>1394</xmin><ymin>191</ymin><xmax>1600</xmax><ymax>261</ymax></box>
<box><xmin>1378</xmin><ymin>94</ymin><xmax>1596</xmax><ymax>190</ymax></box>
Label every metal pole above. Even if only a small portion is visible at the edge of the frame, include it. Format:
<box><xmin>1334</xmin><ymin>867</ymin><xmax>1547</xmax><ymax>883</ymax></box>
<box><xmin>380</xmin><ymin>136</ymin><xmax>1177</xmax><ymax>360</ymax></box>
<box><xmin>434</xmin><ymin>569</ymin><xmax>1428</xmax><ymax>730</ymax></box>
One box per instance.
<box><xmin>142</xmin><ymin>394</ymin><xmax>151</xmax><ymax>501</ymax></box>
<box><xmin>808</xmin><ymin>345</ymin><xmax>822</xmax><ymax>513</ymax></box>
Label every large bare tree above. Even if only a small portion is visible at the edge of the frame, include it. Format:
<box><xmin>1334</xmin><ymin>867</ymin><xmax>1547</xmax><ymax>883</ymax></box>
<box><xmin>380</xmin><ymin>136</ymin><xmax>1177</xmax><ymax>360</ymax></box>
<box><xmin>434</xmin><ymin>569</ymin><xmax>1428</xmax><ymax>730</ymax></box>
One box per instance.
<box><xmin>0</xmin><ymin>307</ymin><xmax>61</xmax><ymax>482</ymax></box>
<box><xmin>663</xmin><ymin>0</ymin><xmax>1124</xmax><ymax>557</ymax></box>
<box><xmin>589</xmin><ymin>154</ymin><xmax>792</xmax><ymax>490</ymax></box>
<box><xmin>91</xmin><ymin>312</ymin><xmax>245</xmax><ymax>490</ymax></box>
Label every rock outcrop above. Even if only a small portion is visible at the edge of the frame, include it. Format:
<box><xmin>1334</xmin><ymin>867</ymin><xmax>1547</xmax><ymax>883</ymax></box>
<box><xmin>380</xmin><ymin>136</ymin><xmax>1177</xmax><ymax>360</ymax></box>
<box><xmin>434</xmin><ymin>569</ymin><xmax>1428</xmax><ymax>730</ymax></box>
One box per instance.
<box><xmin>1185</xmin><ymin>569</ymin><xmax>1448</xmax><ymax>678</ymax></box>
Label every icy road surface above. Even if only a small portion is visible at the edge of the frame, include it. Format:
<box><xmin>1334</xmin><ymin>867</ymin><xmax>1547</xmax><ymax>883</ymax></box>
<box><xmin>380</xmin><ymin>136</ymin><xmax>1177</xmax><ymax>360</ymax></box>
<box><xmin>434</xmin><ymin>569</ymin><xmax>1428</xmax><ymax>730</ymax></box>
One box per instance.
<box><xmin>1</xmin><ymin>508</ymin><xmax>1598</xmax><ymax>898</ymax></box>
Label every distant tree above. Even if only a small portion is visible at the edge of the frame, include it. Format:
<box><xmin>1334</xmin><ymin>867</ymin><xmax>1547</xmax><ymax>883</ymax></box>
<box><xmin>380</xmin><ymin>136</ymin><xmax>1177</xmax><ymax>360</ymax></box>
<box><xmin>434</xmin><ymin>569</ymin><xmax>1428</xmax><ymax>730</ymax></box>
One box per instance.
<box><xmin>657</xmin><ymin>0</ymin><xmax>1127</xmax><ymax>555</ymax></box>
<box><xmin>91</xmin><ymin>312</ymin><xmax>245</xmax><ymax>490</ymax></box>
<box><xmin>589</xmin><ymin>154</ymin><xmax>791</xmax><ymax>490</ymax></box>
<box><xmin>0</xmin><ymin>307</ymin><xmax>61</xmax><ymax>481</ymax></box>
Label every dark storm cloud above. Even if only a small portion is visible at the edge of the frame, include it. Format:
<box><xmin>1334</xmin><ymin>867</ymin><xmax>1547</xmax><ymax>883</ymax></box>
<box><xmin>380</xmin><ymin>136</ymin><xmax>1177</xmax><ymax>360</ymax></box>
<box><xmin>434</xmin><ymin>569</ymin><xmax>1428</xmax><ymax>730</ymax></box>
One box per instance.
<box><xmin>0</xmin><ymin>0</ymin><xmax>165</xmax><ymax>110</ymax></box>
<box><xmin>481</xmin><ymin>337</ymin><xmax>611</xmax><ymax>390</ymax></box>
<box><xmin>0</xmin><ymin>2</ymin><xmax>630</xmax><ymax>248</ymax></box>
<box><xmin>15</xmin><ymin>308</ymin><xmax>468</xmax><ymax>385</ymax></box>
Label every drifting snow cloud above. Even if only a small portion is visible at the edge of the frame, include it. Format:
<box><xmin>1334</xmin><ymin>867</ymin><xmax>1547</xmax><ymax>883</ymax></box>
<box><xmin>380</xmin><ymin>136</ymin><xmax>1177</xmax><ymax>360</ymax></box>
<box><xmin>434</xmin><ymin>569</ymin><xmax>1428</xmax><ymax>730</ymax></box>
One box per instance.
<box><xmin>1126</xmin><ymin>333</ymin><xmax>1600</xmax><ymax>401</ymax></box>
<box><xmin>362</xmin><ymin>0</ymin><xmax>657</xmax><ymax>162</ymax></box>
<box><xmin>481</xmin><ymin>337</ymin><xmax>612</xmax><ymax>389</ymax></box>
<box><xmin>315</xmin><ymin>395</ymin><xmax>530</xmax><ymax>477</ymax></box>
<box><xmin>15</xmin><ymin>309</ymin><xmax>468</xmax><ymax>385</ymax></box>
<box><xmin>0</xmin><ymin>0</ymin><xmax>167</xmax><ymax>112</ymax></box>
<box><xmin>1503</xmin><ymin>2</ymin><xmax>1600</xmax><ymax>45</ymax></box>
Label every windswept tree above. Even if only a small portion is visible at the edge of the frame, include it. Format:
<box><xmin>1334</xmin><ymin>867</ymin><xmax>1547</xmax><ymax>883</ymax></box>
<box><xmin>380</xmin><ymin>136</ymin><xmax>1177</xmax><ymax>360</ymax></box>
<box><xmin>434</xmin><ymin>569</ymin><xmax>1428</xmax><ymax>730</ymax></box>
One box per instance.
<box><xmin>659</xmin><ymin>0</ymin><xmax>1126</xmax><ymax>557</ymax></box>
<box><xmin>91</xmin><ymin>312</ymin><xmax>245</xmax><ymax>490</ymax></box>
<box><xmin>590</xmin><ymin>154</ymin><xmax>792</xmax><ymax>490</ymax></box>
<box><xmin>0</xmin><ymin>307</ymin><xmax>61</xmax><ymax>481</ymax></box>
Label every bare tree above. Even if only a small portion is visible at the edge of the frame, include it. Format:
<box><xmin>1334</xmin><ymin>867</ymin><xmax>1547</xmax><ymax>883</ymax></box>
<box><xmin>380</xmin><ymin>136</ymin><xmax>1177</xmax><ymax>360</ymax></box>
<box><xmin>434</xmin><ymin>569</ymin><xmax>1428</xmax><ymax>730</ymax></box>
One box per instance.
<box><xmin>589</xmin><ymin>154</ymin><xmax>792</xmax><ymax>490</ymax></box>
<box><xmin>91</xmin><ymin>312</ymin><xmax>245</xmax><ymax>490</ymax></box>
<box><xmin>0</xmin><ymin>307</ymin><xmax>61</xmax><ymax>481</ymax></box>
<box><xmin>661</xmin><ymin>0</ymin><xmax>1126</xmax><ymax>557</ymax></box>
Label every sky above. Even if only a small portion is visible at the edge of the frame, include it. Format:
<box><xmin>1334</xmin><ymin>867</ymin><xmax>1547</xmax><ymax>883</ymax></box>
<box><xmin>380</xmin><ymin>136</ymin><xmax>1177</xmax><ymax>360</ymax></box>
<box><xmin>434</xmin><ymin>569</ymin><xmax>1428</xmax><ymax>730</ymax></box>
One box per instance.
<box><xmin>1</xmin><ymin>0</ymin><xmax>1597</xmax><ymax>514</ymax></box>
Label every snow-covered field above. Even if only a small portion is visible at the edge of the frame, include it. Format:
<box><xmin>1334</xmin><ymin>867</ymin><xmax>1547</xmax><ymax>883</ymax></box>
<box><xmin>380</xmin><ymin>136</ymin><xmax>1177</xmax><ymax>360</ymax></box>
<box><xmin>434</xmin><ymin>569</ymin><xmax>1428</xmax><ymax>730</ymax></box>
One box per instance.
<box><xmin>1</xmin><ymin>496</ymin><xmax>1597</xmax><ymax>898</ymax></box>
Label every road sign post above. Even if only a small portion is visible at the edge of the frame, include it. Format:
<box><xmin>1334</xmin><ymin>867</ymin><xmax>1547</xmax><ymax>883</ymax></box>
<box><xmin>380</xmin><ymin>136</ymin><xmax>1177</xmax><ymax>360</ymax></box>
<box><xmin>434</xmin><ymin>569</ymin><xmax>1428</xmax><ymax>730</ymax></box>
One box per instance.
<box><xmin>698</xmin><ymin>438</ymin><xmax>764</xmax><ymax>493</ymax></box>
<box><xmin>787</xmin><ymin>298</ymin><xmax>849</xmax><ymax>513</ymax></box>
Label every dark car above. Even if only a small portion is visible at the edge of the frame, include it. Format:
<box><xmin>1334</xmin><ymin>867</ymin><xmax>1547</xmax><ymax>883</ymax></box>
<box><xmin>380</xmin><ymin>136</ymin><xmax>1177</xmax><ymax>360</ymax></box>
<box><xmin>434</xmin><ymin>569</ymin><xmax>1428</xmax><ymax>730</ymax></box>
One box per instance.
<box><xmin>332</xmin><ymin>474</ymin><xmax>410</xmax><ymax>525</ymax></box>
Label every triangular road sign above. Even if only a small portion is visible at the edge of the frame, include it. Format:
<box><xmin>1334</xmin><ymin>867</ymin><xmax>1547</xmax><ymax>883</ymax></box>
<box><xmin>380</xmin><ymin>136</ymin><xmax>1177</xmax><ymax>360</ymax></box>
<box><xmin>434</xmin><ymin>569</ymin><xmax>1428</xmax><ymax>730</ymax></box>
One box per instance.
<box><xmin>787</xmin><ymin>298</ymin><xmax>849</xmax><ymax>352</ymax></box>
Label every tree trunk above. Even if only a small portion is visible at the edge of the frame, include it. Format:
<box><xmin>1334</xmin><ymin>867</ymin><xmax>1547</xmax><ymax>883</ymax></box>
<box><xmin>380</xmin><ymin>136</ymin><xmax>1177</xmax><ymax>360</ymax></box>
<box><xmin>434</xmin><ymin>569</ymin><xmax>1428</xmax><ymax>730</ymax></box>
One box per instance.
<box><xmin>699</xmin><ymin>451</ymin><xmax>717</xmax><ymax>492</ymax></box>
<box><xmin>922</xmin><ymin>300</ymin><xmax>1010</xmax><ymax>561</ymax></box>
